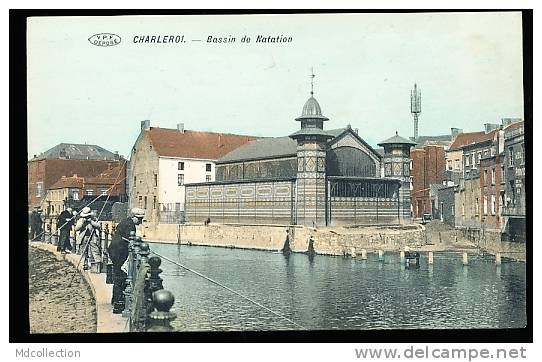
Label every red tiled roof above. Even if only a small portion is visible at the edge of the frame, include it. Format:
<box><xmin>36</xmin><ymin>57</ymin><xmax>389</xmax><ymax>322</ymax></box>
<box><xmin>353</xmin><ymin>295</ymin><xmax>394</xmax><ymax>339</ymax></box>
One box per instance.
<box><xmin>86</xmin><ymin>162</ymin><xmax>126</xmax><ymax>183</ymax></box>
<box><xmin>504</xmin><ymin>120</ymin><xmax>524</xmax><ymax>132</ymax></box>
<box><xmin>146</xmin><ymin>128</ymin><xmax>258</xmax><ymax>159</ymax></box>
<box><xmin>449</xmin><ymin>130</ymin><xmax>496</xmax><ymax>151</ymax></box>
<box><xmin>50</xmin><ymin>176</ymin><xmax>84</xmax><ymax>189</ymax></box>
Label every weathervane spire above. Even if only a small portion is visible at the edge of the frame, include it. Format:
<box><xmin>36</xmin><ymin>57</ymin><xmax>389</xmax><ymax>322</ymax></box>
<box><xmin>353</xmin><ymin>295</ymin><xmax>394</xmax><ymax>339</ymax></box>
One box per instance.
<box><xmin>310</xmin><ymin>67</ymin><xmax>315</xmax><ymax>96</ymax></box>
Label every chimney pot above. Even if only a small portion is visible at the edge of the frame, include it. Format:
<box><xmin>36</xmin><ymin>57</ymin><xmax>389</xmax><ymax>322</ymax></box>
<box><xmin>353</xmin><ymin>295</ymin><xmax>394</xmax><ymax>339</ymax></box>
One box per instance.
<box><xmin>484</xmin><ymin>123</ymin><xmax>499</xmax><ymax>133</ymax></box>
<box><xmin>451</xmin><ymin>128</ymin><xmax>463</xmax><ymax>138</ymax></box>
<box><xmin>177</xmin><ymin>123</ymin><xmax>185</xmax><ymax>133</ymax></box>
<box><xmin>141</xmin><ymin>120</ymin><xmax>151</xmax><ymax>131</ymax></box>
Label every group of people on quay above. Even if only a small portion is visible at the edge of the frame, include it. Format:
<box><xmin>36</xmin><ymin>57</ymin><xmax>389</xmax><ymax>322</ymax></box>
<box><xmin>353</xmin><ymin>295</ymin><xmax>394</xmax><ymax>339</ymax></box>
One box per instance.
<box><xmin>29</xmin><ymin>206</ymin><xmax>146</xmax><ymax>314</ymax></box>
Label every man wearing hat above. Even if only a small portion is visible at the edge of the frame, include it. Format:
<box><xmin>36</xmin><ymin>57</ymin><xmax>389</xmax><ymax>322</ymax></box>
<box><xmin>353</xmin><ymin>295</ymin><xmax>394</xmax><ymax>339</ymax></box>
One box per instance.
<box><xmin>75</xmin><ymin>207</ymin><xmax>102</xmax><ymax>272</ymax></box>
<box><xmin>56</xmin><ymin>207</ymin><xmax>75</xmax><ymax>253</ymax></box>
<box><xmin>108</xmin><ymin>207</ymin><xmax>145</xmax><ymax>314</ymax></box>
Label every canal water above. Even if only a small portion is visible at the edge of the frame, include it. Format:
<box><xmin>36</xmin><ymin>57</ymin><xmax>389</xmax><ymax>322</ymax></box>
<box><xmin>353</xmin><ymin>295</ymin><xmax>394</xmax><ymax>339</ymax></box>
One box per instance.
<box><xmin>149</xmin><ymin>243</ymin><xmax>527</xmax><ymax>331</ymax></box>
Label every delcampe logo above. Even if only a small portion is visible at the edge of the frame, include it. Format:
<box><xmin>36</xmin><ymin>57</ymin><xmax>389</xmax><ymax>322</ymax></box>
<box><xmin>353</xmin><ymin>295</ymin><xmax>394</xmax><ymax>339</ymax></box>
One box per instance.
<box><xmin>88</xmin><ymin>33</ymin><xmax>121</xmax><ymax>47</ymax></box>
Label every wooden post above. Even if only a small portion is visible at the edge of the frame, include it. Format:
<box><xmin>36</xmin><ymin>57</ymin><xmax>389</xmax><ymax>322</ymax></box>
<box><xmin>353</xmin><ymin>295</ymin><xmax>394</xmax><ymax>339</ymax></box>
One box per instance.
<box><xmin>350</xmin><ymin>247</ymin><xmax>356</xmax><ymax>258</ymax></box>
<box><xmin>428</xmin><ymin>251</ymin><xmax>434</xmax><ymax>264</ymax></box>
<box><xmin>361</xmin><ymin>249</ymin><xmax>367</xmax><ymax>260</ymax></box>
<box><xmin>378</xmin><ymin>250</ymin><xmax>384</xmax><ymax>261</ymax></box>
<box><xmin>496</xmin><ymin>253</ymin><xmax>502</xmax><ymax>265</ymax></box>
<box><xmin>400</xmin><ymin>251</ymin><xmax>405</xmax><ymax>262</ymax></box>
<box><xmin>462</xmin><ymin>252</ymin><xmax>468</xmax><ymax>266</ymax></box>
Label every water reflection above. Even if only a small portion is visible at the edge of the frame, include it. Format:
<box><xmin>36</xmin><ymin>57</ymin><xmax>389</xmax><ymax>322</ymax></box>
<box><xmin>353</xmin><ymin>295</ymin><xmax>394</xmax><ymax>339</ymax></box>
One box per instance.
<box><xmin>149</xmin><ymin>244</ymin><xmax>527</xmax><ymax>331</ymax></box>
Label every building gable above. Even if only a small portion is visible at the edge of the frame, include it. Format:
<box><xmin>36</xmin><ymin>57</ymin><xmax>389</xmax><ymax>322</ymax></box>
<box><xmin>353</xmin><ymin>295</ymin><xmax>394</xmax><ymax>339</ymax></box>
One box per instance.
<box><xmin>328</xmin><ymin>128</ymin><xmax>382</xmax><ymax>165</ymax></box>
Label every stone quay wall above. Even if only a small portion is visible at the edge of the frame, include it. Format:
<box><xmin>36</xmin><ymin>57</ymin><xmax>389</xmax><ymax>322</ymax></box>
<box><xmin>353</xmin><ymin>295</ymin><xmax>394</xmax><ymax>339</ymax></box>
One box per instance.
<box><xmin>476</xmin><ymin>230</ymin><xmax>526</xmax><ymax>261</ymax></box>
<box><xmin>425</xmin><ymin>226</ymin><xmax>526</xmax><ymax>261</ymax></box>
<box><xmin>142</xmin><ymin>222</ymin><xmax>426</xmax><ymax>256</ymax></box>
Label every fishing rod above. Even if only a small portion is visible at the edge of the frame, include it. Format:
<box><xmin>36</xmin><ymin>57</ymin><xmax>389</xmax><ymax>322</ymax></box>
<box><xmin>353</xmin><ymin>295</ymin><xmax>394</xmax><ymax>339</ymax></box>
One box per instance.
<box><xmin>66</xmin><ymin>160</ymin><xmax>127</xmax><ymax>287</ymax></box>
<box><xmin>148</xmin><ymin>248</ymin><xmax>307</xmax><ymax>330</ymax></box>
<box><xmin>31</xmin><ymin>159</ymin><xmax>128</xmax><ymax>243</ymax></box>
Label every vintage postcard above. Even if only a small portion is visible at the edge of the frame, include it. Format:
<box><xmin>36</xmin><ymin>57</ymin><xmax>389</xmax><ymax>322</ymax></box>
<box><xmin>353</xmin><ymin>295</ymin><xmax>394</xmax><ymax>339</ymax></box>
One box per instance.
<box><xmin>22</xmin><ymin>11</ymin><xmax>528</xmax><ymax>342</ymax></box>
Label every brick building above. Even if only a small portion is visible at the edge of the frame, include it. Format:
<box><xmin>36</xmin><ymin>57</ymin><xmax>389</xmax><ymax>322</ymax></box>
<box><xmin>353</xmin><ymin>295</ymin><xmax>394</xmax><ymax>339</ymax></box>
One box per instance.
<box><xmin>45</xmin><ymin>161</ymin><xmax>126</xmax><ymax>217</ymax></box>
<box><xmin>452</xmin><ymin>120</ymin><xmax>524</xmax><ymax>242</ymax></box>
<box><xmin>445</xmin><ymin>131</ymin><xmax>486</xmax><ymax>176</ymax></box>
<box><xmin>28</xmin><ymin>143</ymin><xmax>126</xmax><ymax>210</ymax></box>
<box><xmin>410</xmin><ymin>144</ymin><xmax>447</xmax><ymax>218</ymax></box>
<box><xmin>479</xmin><ymin>151</ymin><xmax>505</xmax><ymax>232</ymax></box>
<box><xmin>502</xmin><ymin>121</ymin><xmax>526</xmax><ymax>242</ymax></box>
<box><xmin>454</xmin><ymin>129</ymin><xmax>501</xmax><ymax>231</ymax></box>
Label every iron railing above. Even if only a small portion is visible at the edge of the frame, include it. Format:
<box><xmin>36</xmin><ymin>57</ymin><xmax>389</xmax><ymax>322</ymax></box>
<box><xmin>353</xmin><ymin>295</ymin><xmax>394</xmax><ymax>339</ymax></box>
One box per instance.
<box><xmin>122</xmin><ymin>232</ymin><xmax>177</xmax><ymax>332</ymax></box>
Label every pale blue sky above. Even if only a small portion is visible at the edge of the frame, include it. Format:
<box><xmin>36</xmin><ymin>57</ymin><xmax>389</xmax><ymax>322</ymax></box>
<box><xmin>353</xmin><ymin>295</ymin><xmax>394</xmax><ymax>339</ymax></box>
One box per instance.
<box><xmin>27</xmin><ymin>12</ymin><xmax>524</xmax><ymax>159</ymax></box>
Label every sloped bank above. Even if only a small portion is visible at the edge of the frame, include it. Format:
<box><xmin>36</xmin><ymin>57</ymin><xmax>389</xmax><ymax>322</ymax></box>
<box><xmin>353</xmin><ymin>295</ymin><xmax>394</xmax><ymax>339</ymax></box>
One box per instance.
<box><xmin>29</xmin><ymin>246</ymin><xmax>96</xmax><ymax>333</ymax></box>
<box><xmin>142</xmin><ymin>223</ymin><xmax>426</xmax><ymax>255</ymax></box>
<box><xmin>29</xmin><ymin>243</ymin><xmax>126</xmax><ymax>333</ymax></box>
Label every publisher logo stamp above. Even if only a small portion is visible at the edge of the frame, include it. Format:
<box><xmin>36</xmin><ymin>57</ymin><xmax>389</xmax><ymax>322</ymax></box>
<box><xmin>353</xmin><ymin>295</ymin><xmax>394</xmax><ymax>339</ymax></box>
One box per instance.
<box><xmin>88</xmin><ymin>33</ymin><xmax>121</xmax><ymax>47</ymax></box>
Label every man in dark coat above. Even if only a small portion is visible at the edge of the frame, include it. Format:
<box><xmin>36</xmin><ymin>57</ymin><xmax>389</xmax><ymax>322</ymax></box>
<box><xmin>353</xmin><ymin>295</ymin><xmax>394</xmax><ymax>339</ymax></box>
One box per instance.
<box><xmin>108</xmin><ymin>208</ymin><xmax>145</xmax><ymax>314</ymax></box>
<box><xmin>29</xmin><ymin>208</ymin><xmax>43</xmax><ymax>241</ymax></box>
<box><xmin>57</xmin><ymin>207</ymin><xmax>74</xmax><ymax>253</ymax></box>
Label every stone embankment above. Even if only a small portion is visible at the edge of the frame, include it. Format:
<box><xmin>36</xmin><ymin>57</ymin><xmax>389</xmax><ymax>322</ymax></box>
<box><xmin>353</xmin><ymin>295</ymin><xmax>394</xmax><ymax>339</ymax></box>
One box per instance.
<box><xmin>423</xmin><ymin>221</ymin><xmax>526</xmax><ymax>261</ymax></box>
<box><xmin>143</xmin><ymin>220</ymin><xmax>525</xmax><ymax>261</ymax></box>
<box><xmin>143</xmin><ymin>222</ymin><xmax>426</xmax><ymax>254</ymax></box>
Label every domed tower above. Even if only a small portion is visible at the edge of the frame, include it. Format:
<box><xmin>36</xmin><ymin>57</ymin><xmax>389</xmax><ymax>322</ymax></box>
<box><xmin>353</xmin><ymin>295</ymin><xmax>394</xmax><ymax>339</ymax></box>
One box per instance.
<box><xmin>289</xmin><ymin>71</ymin><xmax>333</xmax><ymax>226</ymax></box>
<box><xmin>378</xmin><ymin>132</ymin><xmax>417</xmax><ymax>224</ymax></box>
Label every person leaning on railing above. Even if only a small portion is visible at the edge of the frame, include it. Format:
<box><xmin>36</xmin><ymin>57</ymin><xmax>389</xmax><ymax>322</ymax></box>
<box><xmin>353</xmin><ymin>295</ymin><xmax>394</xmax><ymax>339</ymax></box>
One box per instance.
<box><xmin>108</xmin><ymin>208</ymin><xmax>145</xmax><ymax>314</ymax></box>
<box><xmin>75</xmin><ymin>207</ymin><xmax>103</xmax><ymax>272</ymax></box>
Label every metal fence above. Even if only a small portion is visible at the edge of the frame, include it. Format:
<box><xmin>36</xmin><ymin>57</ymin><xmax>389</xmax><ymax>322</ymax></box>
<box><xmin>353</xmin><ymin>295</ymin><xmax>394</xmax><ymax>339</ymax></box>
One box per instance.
<box><xmin>185</xmin><ymin>198</ymin><xmax>295</xmax><ymax>225</ymax></box>
<box><xmin>327</xmin><ymin>177</ymin><xmax>401</xmax><ymax>226</ymax></box>
<box><xmin>184</xmin><ymin>179</ymin><xmax>296</xmax><ymax>225</ymax></box>
<box><xmin>158</xmin><ymin>203</ymin><xmax>185</xmax><ymax>224</ymax></box>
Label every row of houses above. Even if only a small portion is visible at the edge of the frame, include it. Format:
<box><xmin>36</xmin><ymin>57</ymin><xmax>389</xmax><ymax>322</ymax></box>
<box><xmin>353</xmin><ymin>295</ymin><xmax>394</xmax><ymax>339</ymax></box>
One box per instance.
<box><xmin>425</xmin><ymin>119</ymin><xmax>526</xmax><ymax>243</ymax></box>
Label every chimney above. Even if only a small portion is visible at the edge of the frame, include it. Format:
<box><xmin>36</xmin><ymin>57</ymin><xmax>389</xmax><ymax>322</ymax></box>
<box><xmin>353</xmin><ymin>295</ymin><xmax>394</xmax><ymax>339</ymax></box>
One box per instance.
<box><xmin>354</xmin><ymin>128</ymin><xmax>359</xmax><ymax>135</ymax></box>
<box><xmin>451</xmin><ymin>128</ymin><xmax>463</xmax><ymax>138</ymax></box>
<box><xmin>177</xmin><ymin>123</ymin><xmax>185</xmax><ymax>133</ymax></box>
<box><xmin>141</xmin><ymin>120</ymin><xmax>151</xmax><ymax>131</ymax></box>
<box><xmin>484</xmin><ymin>123</ymin><xmax>500</xmax><ymax>133</ymax></box>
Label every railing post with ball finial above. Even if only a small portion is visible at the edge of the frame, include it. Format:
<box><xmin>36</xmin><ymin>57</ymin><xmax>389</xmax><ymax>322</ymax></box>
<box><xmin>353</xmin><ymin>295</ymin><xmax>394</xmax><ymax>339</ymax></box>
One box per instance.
<box><xmin>146</xmin><ymin>289</ymin><xmax>176</xmax><ymax>332</ymax></box>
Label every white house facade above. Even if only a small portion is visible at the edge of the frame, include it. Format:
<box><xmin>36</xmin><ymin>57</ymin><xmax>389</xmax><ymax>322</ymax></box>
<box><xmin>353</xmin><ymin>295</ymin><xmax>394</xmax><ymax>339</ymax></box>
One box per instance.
<box><xmin>128</xmin><ymin>120</ymin><xmax>256</xmax><ymax>223</ymax></box>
